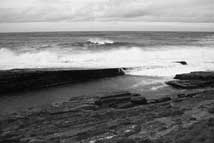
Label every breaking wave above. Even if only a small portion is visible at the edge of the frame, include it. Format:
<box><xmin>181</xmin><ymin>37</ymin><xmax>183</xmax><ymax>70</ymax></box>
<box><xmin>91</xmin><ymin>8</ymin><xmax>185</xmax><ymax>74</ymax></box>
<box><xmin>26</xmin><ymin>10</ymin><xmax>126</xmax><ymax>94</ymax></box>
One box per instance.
<box><xmin>87</xmin><ymin>38</ymin><xmax>114</xmax><ymax>45</ymax></box>
<box><xmin>1</xmin><ymin>45</ymin><xmax>214</xmax><ymax>77</ymax></box>
<box><xmin>57</xmin><ymin>38</ymin><xmax>131</xmax><ymax>48</ymax></box>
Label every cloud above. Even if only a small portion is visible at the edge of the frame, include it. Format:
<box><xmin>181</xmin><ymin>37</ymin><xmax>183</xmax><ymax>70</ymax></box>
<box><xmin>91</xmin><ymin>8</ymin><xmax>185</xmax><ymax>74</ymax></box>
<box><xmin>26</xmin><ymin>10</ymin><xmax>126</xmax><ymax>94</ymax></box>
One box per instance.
<box><xmin>0</xmin><ymin>0</ymin><xmax>213</xmax><ymax>23</ymax></box>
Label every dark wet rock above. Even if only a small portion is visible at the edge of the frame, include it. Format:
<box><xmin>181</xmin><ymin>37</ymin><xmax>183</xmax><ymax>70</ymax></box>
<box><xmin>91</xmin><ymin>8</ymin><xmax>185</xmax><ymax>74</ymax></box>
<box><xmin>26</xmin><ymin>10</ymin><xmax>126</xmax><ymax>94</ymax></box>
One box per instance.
<box><xmin>94</xmin><ymin>92</ymin><xmax>139</xmax><ymax>108</ymax></box>
<box><xmin>147</xmin><ymin>99</ymin><xmax>157</xmax><ymax>104</ymax></box>
<box><xmin>0</xmin><ymin>68</ymin><xmax>125</xmax><ymax>94</ymax></box>
<box><xmin>95</xmin><ymin>92</ymin><xmax>173</xmax><ymax>109</ymax></box>
<box><xmin>154</xmin><ymin>97</ymin><xmax>171</xmax><ymax>103</ymax></box>
<box><xmin>166</xmin><ymin>71</ymin><xmax>214</xmax><ymax>89</ymax></box>
<box><xmin>77</xmin><ymin>104</ymin><xmax>98</xmax><ymax>111</ymax></box>
<box><xmin>208</xmin><ymin>118</ymin><xmax>214</xmax><ymax>126</ymax></box>
<box><xmin>147</xmin><ymin>97</ymin><xmax>171</xmax><ymax>104</ymax></box>
<box><xmin>131</xmin><ymin>96</ymin><xmax>147</xmax><ymax>105</ymax></box>
<box><xmin>175</xmin><ymin>61</ymin><xmax>188</xmax><ymax>65</ymax></box>
<box><xmin>177</xmin><ymin>92</ymin><xmax>198</xmax><ymax>98</ymax></box>
<box><xmin>174</xmin><ymin>71</ymin><xmax>214</xmax><ymax>80</ymax></box>
<box><xmin>117</xmin><ymin>102</ymin><xmax>135</xmax><ymax>109</ymax></box>
<box><xmin>177</xmin><ymin>94</ymin><xmax>186</xmax><ymax>98</ymax></box>
<box><xmin>166</xmin><ymin>80</ymin><xmax>214</xmax><ymax>89</ymax></box>
<box><xmin>116</xmin><ymin>138</ymin><xmax>136</xmax><ymax>143</ymax></box>
<box><xmin>95</xmin><ymin>92</ymin><xmax>132</xmax><ymax>104</ymax></box>
<box><xmin>208</xmin><ymin>106</ymin><xmax>214</xmax><ymax>114</ymax></box>
<box><xmin>171</xmin><ymin>98</ymin><xmax>183</xmax><ymax>102</ymax></box>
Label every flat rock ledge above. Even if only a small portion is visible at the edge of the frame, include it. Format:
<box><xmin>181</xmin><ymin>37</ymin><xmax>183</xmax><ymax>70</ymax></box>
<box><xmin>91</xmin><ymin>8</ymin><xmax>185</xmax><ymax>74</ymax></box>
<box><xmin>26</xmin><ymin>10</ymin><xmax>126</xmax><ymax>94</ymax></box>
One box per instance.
<box><xmin>166</xmin><ymin>71</ymin><xmax>214</xmax><ymax>89</ymax></box>
<box><xmin>0</xmin><ymin>68</ymin><xmax>125</xmax><ymax>94</ymax></box>
<box><xmin>94</xmin><ymin>91</ymin><xmax>171</xmax><ymax>109</ymax></box>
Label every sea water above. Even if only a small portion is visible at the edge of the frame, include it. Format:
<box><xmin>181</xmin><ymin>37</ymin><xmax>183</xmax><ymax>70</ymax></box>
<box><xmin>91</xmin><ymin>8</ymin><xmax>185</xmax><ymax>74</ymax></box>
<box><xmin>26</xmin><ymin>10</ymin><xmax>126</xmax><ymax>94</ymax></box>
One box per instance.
<box><xmin>1</xmin><ymin>31</ymin><xmax>214</xmax><ymax>76</ymax></box>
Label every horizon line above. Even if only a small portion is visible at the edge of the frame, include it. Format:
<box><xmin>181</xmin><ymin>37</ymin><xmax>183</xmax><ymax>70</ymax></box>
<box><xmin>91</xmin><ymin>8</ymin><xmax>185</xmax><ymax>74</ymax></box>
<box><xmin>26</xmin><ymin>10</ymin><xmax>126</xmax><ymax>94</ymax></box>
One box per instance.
<box><xmin>1</xmin><ymin>30</ymin><xmax>214</xmax><ymax>34</ymax></box>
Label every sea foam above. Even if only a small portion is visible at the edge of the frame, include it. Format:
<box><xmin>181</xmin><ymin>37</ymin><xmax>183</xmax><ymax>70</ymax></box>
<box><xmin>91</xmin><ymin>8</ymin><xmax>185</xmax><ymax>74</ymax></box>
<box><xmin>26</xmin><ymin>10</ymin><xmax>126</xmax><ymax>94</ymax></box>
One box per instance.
<box><xmin>0</xmin><ymin>46</ymin><xmax>214</xmax><ymax>77</ymax></box>
<box><xmin>87</xmin><ymin>38</ymin><xmax>114</xmax><ymax>45</ymax></box>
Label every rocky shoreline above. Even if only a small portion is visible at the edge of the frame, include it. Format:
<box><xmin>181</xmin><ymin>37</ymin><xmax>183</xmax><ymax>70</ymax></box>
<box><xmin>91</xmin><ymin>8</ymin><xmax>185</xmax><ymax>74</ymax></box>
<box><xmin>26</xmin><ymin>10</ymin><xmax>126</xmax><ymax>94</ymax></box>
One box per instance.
<box><xmin>166</xmin><ymin>71</ymin><xmax>214</xmax><ymax>89</ymax></box>
<box><xmin>1</xmin><ymin>71</ymin><xmax>214</xmax><ymax>143</ymax></box>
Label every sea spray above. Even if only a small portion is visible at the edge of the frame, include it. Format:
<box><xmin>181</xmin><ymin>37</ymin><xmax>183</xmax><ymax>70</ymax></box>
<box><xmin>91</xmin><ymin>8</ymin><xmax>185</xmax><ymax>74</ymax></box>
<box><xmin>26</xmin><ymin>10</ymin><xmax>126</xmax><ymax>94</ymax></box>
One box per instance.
<box><xmin>1</xmin><ymin>46</ymin><xmax>214</xmax><ymax>77</ymax></box>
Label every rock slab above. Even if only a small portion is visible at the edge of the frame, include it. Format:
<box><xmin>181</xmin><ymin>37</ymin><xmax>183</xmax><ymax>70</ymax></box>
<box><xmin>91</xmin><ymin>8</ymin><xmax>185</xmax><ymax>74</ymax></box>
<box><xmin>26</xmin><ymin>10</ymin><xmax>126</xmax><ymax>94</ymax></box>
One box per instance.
<box><xmin>0</xmin><ymin>68</ymin><xmax>125</xmax><ymax>94</ymax></box>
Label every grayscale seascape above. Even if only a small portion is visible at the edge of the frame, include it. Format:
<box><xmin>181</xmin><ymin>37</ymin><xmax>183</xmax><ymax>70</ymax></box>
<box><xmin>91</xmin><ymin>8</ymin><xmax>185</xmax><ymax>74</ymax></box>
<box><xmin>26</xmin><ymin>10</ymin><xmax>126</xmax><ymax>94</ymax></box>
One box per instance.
<box><xmin>0</xmin><ymin>0</ymin><xmax>214</xmax><ymax>143</ymax></box>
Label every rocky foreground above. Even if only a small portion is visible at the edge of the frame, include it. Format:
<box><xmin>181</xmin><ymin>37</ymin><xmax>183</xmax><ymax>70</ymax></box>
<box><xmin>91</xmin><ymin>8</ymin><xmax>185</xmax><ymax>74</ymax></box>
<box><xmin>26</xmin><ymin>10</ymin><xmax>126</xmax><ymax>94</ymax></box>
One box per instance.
<box><xmin>1</xmin><ymin>71</ymin><xmax>214</xmax><ymax>143</ymax></box>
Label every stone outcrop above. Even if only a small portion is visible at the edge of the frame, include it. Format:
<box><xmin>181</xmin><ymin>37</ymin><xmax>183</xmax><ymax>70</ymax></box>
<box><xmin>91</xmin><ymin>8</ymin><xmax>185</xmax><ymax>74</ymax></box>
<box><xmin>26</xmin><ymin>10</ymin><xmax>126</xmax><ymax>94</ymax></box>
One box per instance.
<box><xmin>94</xmin><ymin>92</ymin><xmax>172</xmax><ymax>109</ymax></box>
<box><xmin>130</xmin><ymin>96</ymin><xmax>147</xmax><ymax>105</ymax></box>
<box><xmin>94</xmin><ymin>92</ymin><xmax>146</xmax><ymax>108</ymax></box>
<box><xmin>174</xmin><ymin>61</ymin><xmax>188</xmax><ymax>65</ymax></box>
<box><xmin>166</xmin><ymin>80</ymin><xmax>214</xmax><ymax>89</ymax></box>
<box><xmin>166</xmin><ymin>71</ymin><xmax>214</xmax><ymax>89</ymax></box>
<box><xmin>0</xmin><ymin>68</ymin><xmax>125</xmax><ymax>94</ymax></box>
<box><xmin>174</xmin><ymin>71</ymin><xmax>214</xmax><ymax>80</ymax></box>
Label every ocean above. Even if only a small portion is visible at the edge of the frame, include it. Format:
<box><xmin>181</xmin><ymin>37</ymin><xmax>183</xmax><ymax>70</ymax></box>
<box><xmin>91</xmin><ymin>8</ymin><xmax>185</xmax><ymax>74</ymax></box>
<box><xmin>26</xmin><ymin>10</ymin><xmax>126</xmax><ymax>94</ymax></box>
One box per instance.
<box><xmin>1</xmin><ymin>31</ymin><xmax>214</xmax><ymax>76</ymax></box>
<box><xmin>0</xmin><ymin>31</ymin><xmax>214</xmax><ymax>115</ymax></box>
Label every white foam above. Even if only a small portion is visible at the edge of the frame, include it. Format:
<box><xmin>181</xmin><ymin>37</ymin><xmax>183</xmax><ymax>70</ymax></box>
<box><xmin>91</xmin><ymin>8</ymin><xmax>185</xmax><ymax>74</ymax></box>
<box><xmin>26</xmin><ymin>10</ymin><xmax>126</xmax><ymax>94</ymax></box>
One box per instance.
<box><xmin>87</xmin><ymin>38</ymin><xmax>114</xmax><ymax>45</ymax></box>
<box><xmin>1</xmin><ymin>46</ymin><xmax>214</xmax><ymax>77</ymax></box>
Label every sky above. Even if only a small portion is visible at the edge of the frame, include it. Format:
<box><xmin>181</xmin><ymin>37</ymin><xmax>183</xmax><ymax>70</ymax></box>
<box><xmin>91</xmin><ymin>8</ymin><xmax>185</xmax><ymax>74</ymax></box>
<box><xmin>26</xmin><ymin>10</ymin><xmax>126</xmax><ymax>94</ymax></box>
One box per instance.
<box><xmin>0</xmin><ymin>0</ymin><xmax>214</xmax><ymax>32</ymax></box>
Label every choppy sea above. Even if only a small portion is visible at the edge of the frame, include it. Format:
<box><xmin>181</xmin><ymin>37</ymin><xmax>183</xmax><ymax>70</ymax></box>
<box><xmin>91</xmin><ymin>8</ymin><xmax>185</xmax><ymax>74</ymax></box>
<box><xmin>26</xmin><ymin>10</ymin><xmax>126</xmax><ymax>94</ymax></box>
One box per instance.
<box><xmin>1</xmin><ymin>31</ymin><xmax>214</xmax><ymax>76</ymax></box>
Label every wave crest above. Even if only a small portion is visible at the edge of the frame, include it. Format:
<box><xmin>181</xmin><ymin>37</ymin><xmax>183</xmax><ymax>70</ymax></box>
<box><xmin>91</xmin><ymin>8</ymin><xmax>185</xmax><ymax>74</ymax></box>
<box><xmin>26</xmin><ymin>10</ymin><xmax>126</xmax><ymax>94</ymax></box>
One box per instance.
<box><xmin>87</xmin><ymin>38</ymin><xmax>114</xmax><ymax>45</ymax></box>
<box><xmin>58</xmin><ymin>38</ymin><xmax>130</xmax><ymax>48</ymax></box>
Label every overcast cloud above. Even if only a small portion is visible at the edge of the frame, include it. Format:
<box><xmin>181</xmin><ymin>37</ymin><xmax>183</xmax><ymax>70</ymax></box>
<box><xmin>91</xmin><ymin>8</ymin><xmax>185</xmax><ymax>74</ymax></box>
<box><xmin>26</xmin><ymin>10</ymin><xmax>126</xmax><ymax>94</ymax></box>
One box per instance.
<box><xmin>0</xmin><ymin>0</ymin><xmax>213</xmax><ymax>23</ymax></box>
<box><xmin>0</xmin><ymin>0</ymin><xmax>213</xmax><ymax>32</ymax></box>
